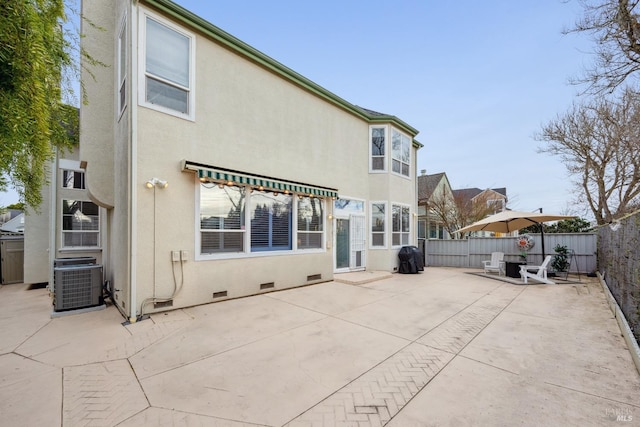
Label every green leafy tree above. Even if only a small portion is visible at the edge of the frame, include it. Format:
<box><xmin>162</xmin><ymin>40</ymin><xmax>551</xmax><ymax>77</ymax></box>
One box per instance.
<box><xmin>0</xmin><ymin>0</ymin><xmax>79</xmax><ymax>209</ymax></box>
<box><xmin>521</xmin><ymin>217</ymin><xmax>593</xmax><ymax>234</ymax></box>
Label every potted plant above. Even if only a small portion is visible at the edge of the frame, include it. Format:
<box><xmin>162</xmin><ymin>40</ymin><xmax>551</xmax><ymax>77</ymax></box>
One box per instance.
<box><xmin>551</xmin><ymin>244</ymin><xmax>570</xmax><ymax>277</ymax></box>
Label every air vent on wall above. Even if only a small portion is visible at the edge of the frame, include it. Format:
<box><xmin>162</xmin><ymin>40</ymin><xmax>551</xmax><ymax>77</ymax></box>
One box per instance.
<box><xmin>307</xmin><ymin>274</ymin><xmax>322</xmax><ymax>281</ymax></box>
<box><xmin>260</xmin><ymin>282</ymin><xmax>275</xmax><ymax>290</ymax></box>
<box><xmin>213</xmin><ymin>291</ymin><xmax>228</xmax><ymax>299</ymax></box>
<box><xmin>154</xmin><ymin>300</ymin><xmax>173</xmax><ymax>309</ymax></box>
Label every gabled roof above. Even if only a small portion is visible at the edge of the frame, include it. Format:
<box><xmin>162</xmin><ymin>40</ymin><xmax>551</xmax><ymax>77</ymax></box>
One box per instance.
<box><xmin>0</xmin><ymin>212</ymin><xmax>24</xmax><ymax>233</ymax></box>
<box><xmin>452</xmin><ymin>187</ymin><xmax>507</xmax><ymax>201</ymax></box>
<box><xmin>144</xmin><ymin>0</ymin><xmax>422</xmax><ymax>147</ymax></box>
<box><xmin>418</xmin><ymin>172</ymin><xmax>448</xmax><ymax>202</ymax></box>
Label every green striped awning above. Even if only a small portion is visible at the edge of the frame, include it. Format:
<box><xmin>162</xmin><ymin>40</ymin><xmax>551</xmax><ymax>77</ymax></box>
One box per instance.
<box><xmin>182</xmin><ymin>160</ymin><xmax>338</xmax><ymax>198</ymax></box>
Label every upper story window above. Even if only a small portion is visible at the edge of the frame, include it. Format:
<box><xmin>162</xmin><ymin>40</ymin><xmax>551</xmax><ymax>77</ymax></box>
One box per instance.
<box><xmin>140</xmin><ymin>11</ymin><xmax>194</xmax><ymax>119</ymax></box>
<box><xmin>117</xmin><ymin>17</ymin><xmax>127</xmax><ymax>116</ymax></box>
<box><xmin>391</xmin><ymin>129</ymin><xmax>411</xmax><ymax>177</ymax></box>
<box><xmin>62</xmin><ymin>170</ymin><xmax>85</xmax><ymax>189</ymax></box>
<box><xmin>370</xmin><ymin>126</ymin><xmax>387</xmax><ymax>172</ymax></box>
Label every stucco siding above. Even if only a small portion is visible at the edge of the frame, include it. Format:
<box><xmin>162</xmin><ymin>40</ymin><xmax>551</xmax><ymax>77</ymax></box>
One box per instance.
<box><xmin>80</xmin><ymin>0</ymin><xmax>117</xmax><ymax>208</ymax></box>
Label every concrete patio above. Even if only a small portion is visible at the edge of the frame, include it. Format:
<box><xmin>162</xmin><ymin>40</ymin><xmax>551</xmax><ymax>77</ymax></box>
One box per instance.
<box><xmin>1</xmin><ymin>267</ymin><xmax>638</xmax><ymax>426</ymax></box>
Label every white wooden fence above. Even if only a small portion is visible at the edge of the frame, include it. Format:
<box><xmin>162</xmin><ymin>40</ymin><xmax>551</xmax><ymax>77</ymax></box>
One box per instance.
<box><xmin>421</xmin><ymin>233</ymin><xmax>597</xmax><ymax>274</ymax></box>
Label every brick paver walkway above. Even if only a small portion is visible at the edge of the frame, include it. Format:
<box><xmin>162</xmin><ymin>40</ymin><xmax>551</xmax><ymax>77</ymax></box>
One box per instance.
<box><xmin>286</xmin><ymin>284</ymin><xmax>524</xmax><ymax>426</ymax></box>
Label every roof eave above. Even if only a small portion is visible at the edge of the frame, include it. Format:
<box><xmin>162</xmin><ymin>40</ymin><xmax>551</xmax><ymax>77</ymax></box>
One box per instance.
<box><xmin>143</xmin><ymin>0</ymin><xmax>421</xmax><ymax>139</ymax></box>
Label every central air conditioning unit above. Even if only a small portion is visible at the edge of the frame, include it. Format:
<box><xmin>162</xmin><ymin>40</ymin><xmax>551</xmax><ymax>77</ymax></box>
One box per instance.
<box><xmin>53</xmin><ymin>258</ymin><xmax>103</xmax><ymax>312</ymax></box>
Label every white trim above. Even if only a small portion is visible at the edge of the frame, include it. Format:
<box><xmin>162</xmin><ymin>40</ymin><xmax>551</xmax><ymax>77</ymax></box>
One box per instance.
<box><xmin>368</xmin><ymin>125</ymin><xmax>388</xmax><ymax>173</ymax></box>
<box><xmin>195</xmin><ymin>181</ymin><xmax>327</xmax><ymax>261</ymax></box>
<box><xmin>129</xmin><ymin>3</ymin><xmax>139</xmax><ymax>322</ymax></box>
<box><xmin>390</xmin><ymin>127</ymin><xmax>412</xmax><ymax>179</ymax></box>
<box><xmin>138</xmin><ymin>7</ymin><xmax>196</xmax><ymax>121</ymax></box>
<box><xmin>58</xmin><ymin>159</ymin><xmax>83</xmax><ymax>171</ymax></box>
<box><xmin>391</xmin><ymin>202</ymin><xmax>412</xmax><ymax>248</ymax></box>
<box><xmin>369</xmin><ymin>200</ymin><xmax>388</xmax><ymax>249</ymax></box>
<box><xmin>59</xmin><ymin>199</ymin><xmax>101</xmax><ymax>250</ymax></box>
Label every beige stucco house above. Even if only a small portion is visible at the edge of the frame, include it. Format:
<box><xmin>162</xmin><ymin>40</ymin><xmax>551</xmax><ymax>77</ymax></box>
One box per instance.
<box><xmin>69</xmin><ymin>0</ymin><xmax>422</xmax><ymax>322</ymax></box>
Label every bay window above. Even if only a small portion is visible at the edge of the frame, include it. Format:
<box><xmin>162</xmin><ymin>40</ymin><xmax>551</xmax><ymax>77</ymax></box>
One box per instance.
<box><xmin>392</xmin><ymin>203</ymin><xmax>410</xmax><ymax>246</ymax></box>
<box><xmin>391</xmin><ymin>129</ymin><xmax>411</xmax><ymax>177</ymax></box>
<box><xmin>371</xmin><ymin>202</ymin><xmax>386</xmax><ymax>247</ymax></box>
<box><xmin>370</xmin><ymin>126</ymin><xmax>386</xmax><ymax>172</ymax></box>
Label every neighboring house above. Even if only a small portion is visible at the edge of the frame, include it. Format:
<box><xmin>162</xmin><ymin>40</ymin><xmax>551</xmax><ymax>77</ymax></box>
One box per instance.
<box><xmin>0</xmin><ymin>209</ymin><xmax>22</xmax><ymax>228</ymax></box>
<box><xmin>76</xmin><ymin>0</ymin><xmax>422</xmax><ymax>321</ymax></box>
<box><xmin>452</xmin><ymin>187</ymin><xmax>510</xmax><ymax>237</ymax></box>
<box><xmin>0</xmin><ymin>212</ymin><xmax>24</xmax><ymax>234</ymax></box>
<box><xmin>417</xmin><ymin>171</ymin><xmax>454</xmax><ymax>239</ymax></box>
<box><xmin>24</xmin><ymin>148</ymin><xmax>106</xmax><ymax>286</ymax></box>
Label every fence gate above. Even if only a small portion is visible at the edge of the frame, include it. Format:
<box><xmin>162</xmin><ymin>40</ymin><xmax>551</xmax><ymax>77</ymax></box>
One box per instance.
<box><xmin>1</xmin><ymin>235</ymin><xmax>24</xmax><ymax>284</ymax></box>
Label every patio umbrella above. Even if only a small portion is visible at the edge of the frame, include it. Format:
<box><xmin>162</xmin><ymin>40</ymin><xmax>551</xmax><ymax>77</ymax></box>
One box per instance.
<box><xmin>455</xmin><ymin>210</ymin><xmax>575</xmax><ymax>258</ymax></box>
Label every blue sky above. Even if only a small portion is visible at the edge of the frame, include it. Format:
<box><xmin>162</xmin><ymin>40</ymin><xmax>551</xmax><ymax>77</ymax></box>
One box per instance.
<box><xmin>171</xmin><ymin>0</ymin><xmax>592</xmax><ymax>216</ymax></box>
<box><xmin>1</xmin><ymin>0</ymin><xmax>594</xmax><ymax>217</ymax></box>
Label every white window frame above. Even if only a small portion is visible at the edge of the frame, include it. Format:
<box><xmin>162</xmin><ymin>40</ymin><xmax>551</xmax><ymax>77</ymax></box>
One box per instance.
<box><xmin>391</xmin><ymin>203</ymin><xmax>411</xmax><ymax>247</ymax></box>
<box><xmin>369</xmin><ymin>125</ymin><xmax>387</xmax><ymax>173</ymax></box>
<box><xmin>391</xmin><ymin>128</ymin><xmax>411</xmax><ymax>178</ymax></box>
<box><xmin>117</xmin><ymin>16</ymin><xmax>127</xmax><ymax>118</ymax></box>
<box><xmin>297</xmin><ymin>196</ymin><xmax>324</xmax><ymax>250</ymax></box>
<box><xmin>138</xmin><ymin>8</ymin><xmax>195</xmax><ymax>121</ymax></box>
<box><xmin>61</xmin><ymin>199</ymin><xmax>101</xmax><ymax>249</ymax></box>
<box><xmin>369</xmin><ymin>201</ymin><xmax>387</xmax><ymax>249</ymax></box>
<box><xmin>195</xmin><ymin>181</ymin><xmax>326</xmax><ymax>261</ymax></box>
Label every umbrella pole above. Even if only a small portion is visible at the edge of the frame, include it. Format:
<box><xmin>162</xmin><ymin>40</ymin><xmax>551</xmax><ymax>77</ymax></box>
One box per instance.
<box><xmin>540</xmin><ymin>223</ymin><xmax>545</xmax><ymax>260</ymax></box>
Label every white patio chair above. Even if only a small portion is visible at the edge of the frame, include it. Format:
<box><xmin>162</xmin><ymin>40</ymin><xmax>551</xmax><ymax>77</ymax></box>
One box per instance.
<box><xmin>482</xmin><ymin>252</ymin><xmax>504</xmax><ymax>275</ymax></box>
<box><xmin>519</xmin><ymin>255</ymin><xmax>555</xmax><ymax>284</ymax></box>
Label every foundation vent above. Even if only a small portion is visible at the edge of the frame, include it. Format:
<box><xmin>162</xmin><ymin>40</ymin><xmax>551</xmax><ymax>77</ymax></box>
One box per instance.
<box><xmin>260</xmin><ymin>282</ymin><xmax>275</xmax><ymax>290</ymax></box>
<box><xmin>154</xmin><ymin>300</ymin><xmax>173</xmax><ymax>309</ymax></box>
<box><xmin>307</xmin><ymin>274</ymin><xmax>322</xmax><ymax>281</ymax></box>
<box><xmin>212</xmin><ymin>291</ymin><xmax>228</xmax><ymax>299</ymax></box>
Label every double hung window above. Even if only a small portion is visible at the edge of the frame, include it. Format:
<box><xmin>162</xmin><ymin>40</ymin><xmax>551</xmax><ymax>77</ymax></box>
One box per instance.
<box><xmin>391</xmin><ymin>129</ymin><xmax>411</xmax><ymax>177</ymax></box>
<box><xmin>370</xmin><ymin>202</ymin><xmax>386</xmax><ymax>247</ymax></box>
<box><xmin>392</xmin><ymin>203</ymin><xmax>410</xmax><ymax>246</ymax></box>
<box><xmin>141</xmin><ymin>12</ymin><xmax>194</xmax><ymax>118</ymax></box>
<box><xmin>370</xmin><ymin>126</ymin><xmax>386</xmax><ymax>172</ymax></box>
<box><xmin>62</xmin><ymin>200</ymin><xmax>100</xmax><ymax>248</ymax></box>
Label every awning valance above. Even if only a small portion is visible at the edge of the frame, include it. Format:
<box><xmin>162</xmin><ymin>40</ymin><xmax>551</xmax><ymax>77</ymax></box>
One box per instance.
<box><xmin>182</xmin><ymin>160</ymin><xmax>339</xmax><ymax>198</ymax></box>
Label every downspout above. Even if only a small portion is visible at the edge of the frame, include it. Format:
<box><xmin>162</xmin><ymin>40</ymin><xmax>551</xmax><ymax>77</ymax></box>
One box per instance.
<box><xmin>128</xmin><ymin>1</ymin><xmax>139</xmax><ymax>322</ymax></box>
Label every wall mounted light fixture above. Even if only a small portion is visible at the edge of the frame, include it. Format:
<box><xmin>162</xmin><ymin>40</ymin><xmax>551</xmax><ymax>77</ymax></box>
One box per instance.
<box><xmin>145</xmin><ymin>178</ymin><xmax>168</xmax><ymax>189</ymax></box>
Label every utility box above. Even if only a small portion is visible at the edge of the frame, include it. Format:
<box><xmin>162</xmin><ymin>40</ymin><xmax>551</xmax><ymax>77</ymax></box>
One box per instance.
<box><xmin>53</xmin><ymin>257</ymin><xmax>103</xmax><ymax>311</ymax></box>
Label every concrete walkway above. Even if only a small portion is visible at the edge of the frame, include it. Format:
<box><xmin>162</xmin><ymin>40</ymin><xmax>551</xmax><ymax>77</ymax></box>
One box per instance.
<box><xmin>1</xmin><ymin>268</ymin><xmax>638</xmax><ymax>426</ymax></box>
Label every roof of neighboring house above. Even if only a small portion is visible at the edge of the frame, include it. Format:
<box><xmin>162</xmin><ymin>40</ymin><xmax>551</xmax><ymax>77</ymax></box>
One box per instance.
<box><xmin>418</xmin><ymin>172</ymin><xmax>447</xmax><ymax>202</ymax></box>
<box><xmin>452</xmin><ymin>187</ymin><xmax>507</xmax><ymax>201</ymax></box>
<box><xmin>0</xmin><ymin>212</ymin><xmax>24</xmax><ymax>233</ymax></box>
<box><xmin>145</xmin><ymin>0</ymin><xmax>422</xmax><ymax>147</ymax></box>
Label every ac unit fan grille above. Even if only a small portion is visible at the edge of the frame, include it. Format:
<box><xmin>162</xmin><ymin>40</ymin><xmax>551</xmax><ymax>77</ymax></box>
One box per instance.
<box><xmin>54</xmin><ymin>264</ymin><xmax>103</xmax><ymax>311</ymax></box>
